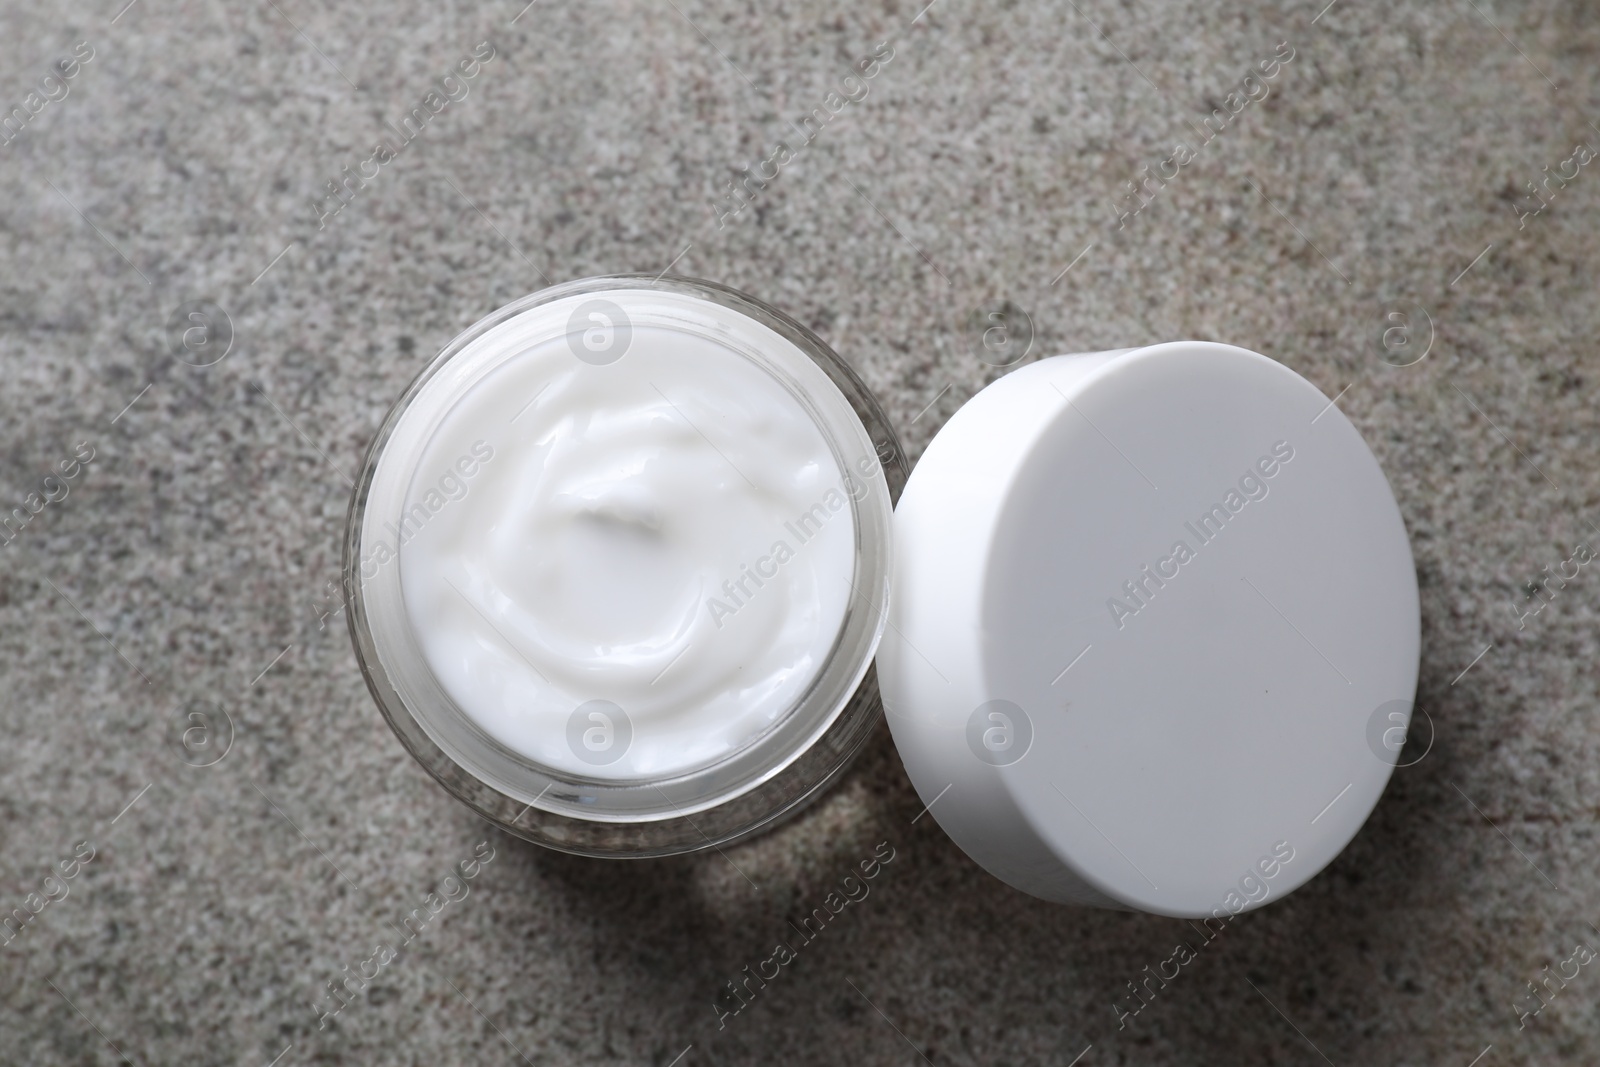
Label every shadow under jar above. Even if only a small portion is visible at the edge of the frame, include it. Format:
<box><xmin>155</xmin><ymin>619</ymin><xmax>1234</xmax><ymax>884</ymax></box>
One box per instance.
<box><xmin>344</xmin><ymin>275</ymin><xmax>905</xmax><ymax>857</ymax></box>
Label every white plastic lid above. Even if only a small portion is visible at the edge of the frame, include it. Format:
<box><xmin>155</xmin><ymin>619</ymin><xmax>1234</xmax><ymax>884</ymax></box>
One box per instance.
<box><xmin>878</xmin><ymin>342</ymin><xmax>1420</xmax><ymax>917</ymax></box>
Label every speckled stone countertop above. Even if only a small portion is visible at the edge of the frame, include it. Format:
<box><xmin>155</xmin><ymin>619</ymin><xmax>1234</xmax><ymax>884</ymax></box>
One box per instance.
<box><xmin>2</xmin><ymin>0</ymin><xmax>1598</xmax><ymax>1063</ymax></box>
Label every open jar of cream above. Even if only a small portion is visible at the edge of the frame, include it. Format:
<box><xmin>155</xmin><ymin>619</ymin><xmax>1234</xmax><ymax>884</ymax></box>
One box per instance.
<box><xmin>349</xmin><ymin>277</ymin><xmax>1422</xmax><ymax>918</ymax></box>
<box><xmin>345</xmin><ymin>276</ymin><xmax>904</xmax><ymax>856</ymax></box>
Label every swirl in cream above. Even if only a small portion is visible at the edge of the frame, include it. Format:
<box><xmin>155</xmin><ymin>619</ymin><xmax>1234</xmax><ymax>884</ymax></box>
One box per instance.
<box><xmin>398</xmin><ymin>319</ymin><xmax>856</xmax><ymax>781</ymax></box>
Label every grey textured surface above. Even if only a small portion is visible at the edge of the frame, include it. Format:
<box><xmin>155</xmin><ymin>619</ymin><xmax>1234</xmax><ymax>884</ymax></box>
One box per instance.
<box><xmin>1</xmin><ymin>0</ymin><xmax>1598</xmax><ymax>1064</ymax></box>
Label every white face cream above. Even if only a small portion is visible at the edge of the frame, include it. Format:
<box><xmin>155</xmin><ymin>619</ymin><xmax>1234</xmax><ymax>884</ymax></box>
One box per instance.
<box><xmin>397</xmin><ymin>319</ymin><xmax>857</xmax><ymax>781</ymax></box>
<box><xmin>349</xmin><ymin>278</ymin><xmax>900</xmax><ymax>850</ymax></box>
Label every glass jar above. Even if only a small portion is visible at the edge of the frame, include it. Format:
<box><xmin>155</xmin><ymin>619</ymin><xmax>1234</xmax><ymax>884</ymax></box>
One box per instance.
<box><xmin>344</xmin><ymin>275</ymin><xmax>905</xmax><ymax>857</ymax></box>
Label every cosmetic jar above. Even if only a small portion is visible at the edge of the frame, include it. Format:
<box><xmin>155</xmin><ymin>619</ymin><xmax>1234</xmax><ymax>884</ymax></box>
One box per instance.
<box><xmin>349</xmin><ymin>281</ymin><xmax>1421</xmax><ymax>918</ymax></box>
<box><xmin>346</xmin><ymin>276</ymin><xmax>904</xmax><ymax>857</ymax></box>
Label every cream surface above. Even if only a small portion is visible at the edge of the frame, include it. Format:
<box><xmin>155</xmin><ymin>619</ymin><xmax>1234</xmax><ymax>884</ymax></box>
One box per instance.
<box><xmin>398</xmin><ymin>312</ymin><xmax>857</xmax><ymax>781</ymax></box>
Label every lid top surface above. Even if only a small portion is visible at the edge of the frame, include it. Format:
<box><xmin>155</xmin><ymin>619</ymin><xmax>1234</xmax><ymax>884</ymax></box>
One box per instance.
<box><xmin>889</xmin><ymin>343</ymin><xmax>1419</xmax><ymax>915</ymax></box>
